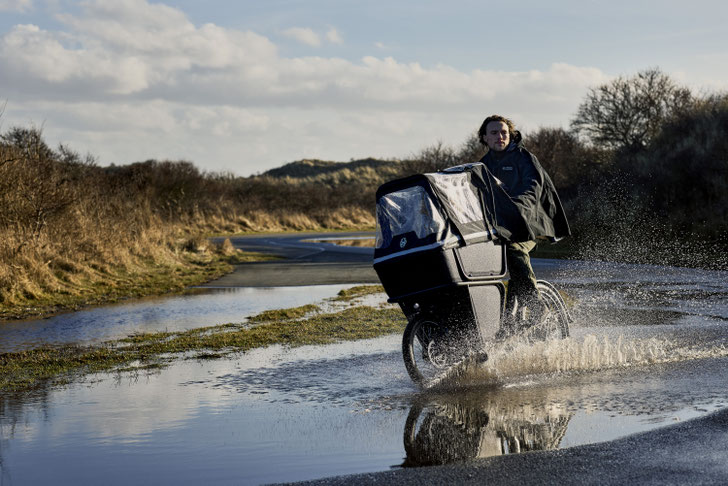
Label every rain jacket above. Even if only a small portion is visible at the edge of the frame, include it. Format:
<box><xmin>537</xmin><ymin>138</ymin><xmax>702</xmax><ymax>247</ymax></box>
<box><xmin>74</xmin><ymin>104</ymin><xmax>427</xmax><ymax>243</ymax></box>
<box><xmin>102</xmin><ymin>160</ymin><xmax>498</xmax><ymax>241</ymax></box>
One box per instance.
<box><xmin>479</xmin><ymin>133</ymin><xmax>570</xmax><ymax>243</ymax></box>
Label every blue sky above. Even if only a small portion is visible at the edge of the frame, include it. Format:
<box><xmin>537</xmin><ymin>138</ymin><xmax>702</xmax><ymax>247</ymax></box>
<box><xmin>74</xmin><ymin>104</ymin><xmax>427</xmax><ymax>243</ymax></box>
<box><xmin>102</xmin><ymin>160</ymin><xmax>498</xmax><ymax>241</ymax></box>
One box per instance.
<box><xmin>1</xmin><ymin>0</ymin><xmax>727</xmax><ymax>176</ymax></box>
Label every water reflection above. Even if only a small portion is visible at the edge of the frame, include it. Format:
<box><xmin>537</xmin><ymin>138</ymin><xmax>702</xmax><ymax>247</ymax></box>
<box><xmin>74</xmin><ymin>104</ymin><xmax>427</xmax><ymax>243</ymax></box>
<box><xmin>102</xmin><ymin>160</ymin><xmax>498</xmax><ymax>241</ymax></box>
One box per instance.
<box><xmin>0</xmin><ymin>285</ymin><xmax>354</xmax><ymax>352</ymax></box>
<box><xmin>403</xmin><ymin>393</ymin><xmax>571</xmax><ymax>466</ymax></box>
<box><xmin>2</xmin><ymin>259</ymin><xmax>728</xmax><ymax>484</ymax></box>
<box><xmin>1</xmin><ymin>333</ymin><xmax>728</xmax><ymax>485</ymax></box>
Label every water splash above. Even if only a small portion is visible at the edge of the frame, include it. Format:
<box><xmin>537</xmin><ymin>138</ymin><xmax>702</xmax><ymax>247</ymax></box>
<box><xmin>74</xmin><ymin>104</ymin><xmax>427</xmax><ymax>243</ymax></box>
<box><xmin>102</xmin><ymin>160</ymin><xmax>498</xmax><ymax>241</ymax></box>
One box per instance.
<box><xmin>436</xmin><ymin>333</ymin><xmax>728</xmax><ymax>389</ymax></box>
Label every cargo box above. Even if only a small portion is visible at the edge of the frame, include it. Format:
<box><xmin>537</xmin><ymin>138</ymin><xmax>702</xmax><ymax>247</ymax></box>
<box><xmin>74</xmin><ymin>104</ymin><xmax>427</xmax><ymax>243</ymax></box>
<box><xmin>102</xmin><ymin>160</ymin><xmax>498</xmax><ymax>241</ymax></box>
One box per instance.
<box><xmin>373</xmin><ymin>239</ymin><xmax>506</xmax><ymax>302</ymax></box>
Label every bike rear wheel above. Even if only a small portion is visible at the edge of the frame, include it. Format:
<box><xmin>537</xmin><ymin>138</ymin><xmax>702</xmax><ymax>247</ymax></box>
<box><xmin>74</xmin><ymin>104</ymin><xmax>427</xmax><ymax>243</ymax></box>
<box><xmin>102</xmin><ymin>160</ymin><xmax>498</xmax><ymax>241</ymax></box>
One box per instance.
<box><xmin>533</xmin><ymin>280</ymin><xmax>571</xmax><ymax>340</ymax></box>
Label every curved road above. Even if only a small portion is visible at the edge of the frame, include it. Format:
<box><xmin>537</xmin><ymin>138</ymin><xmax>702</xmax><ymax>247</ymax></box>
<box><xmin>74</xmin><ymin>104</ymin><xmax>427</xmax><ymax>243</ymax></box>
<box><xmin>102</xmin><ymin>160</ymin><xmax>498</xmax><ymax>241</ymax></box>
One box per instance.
<box><xmin>205</xmin><ymin>232</ymin><xmax>379</xmax><ymax>287</ymax></box>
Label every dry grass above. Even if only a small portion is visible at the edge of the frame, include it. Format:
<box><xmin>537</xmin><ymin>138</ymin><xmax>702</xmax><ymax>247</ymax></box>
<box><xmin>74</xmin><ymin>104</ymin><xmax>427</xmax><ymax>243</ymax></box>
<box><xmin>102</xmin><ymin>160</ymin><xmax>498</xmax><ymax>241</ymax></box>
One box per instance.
<box><xmin>0</xmin><ymin>127</ymin><xmax>379</xmax><ymax>320</ymax></box>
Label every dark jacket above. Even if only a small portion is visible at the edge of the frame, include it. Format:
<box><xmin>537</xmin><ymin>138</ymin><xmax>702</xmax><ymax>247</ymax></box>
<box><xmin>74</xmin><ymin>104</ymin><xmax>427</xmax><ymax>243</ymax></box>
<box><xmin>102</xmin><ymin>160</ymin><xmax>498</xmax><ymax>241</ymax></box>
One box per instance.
<box><xmin>479</xmin><ymin>133</ymin><xmax>570</xmax><ymax>242</ymax></box>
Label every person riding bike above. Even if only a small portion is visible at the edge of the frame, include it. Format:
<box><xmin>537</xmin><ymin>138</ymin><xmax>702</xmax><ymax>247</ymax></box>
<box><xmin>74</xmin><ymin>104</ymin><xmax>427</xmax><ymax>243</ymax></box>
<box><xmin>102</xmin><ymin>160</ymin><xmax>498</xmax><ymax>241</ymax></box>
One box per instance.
<box><xmin>477</xmin><ymin>115</ymin><xmax>570</xmax><ymax>337</ymax></box>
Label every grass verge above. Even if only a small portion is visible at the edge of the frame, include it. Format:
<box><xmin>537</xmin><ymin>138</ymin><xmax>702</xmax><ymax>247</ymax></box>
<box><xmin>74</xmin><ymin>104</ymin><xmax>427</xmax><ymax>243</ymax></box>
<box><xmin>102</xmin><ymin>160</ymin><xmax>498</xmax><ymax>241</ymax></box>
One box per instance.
<box><xmin>0</xmin><ymin>296</ymin><xmax>405</xmax><ymax>392</ymax></box>
<box><xmin>0</xmin><ymin>244</ymin><xmax>278</xmax><ymax>322</ymax></box>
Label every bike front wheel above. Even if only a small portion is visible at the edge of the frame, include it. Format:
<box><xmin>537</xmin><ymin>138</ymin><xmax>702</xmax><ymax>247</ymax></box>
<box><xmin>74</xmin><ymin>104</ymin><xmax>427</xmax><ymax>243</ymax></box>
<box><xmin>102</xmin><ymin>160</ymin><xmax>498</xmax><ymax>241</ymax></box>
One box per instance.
<box><xmin>402</xmin><ymin>317</ymin><xmax>455</xmax><ymax>387</ymax></box>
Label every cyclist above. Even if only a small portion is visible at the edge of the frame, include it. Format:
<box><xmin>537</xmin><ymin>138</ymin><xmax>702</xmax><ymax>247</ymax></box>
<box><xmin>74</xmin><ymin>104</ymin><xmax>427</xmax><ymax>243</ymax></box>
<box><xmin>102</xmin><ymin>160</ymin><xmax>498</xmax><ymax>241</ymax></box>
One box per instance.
<box><xmin>477</xmin><ymin>115</ymin><xmax>570</xmax><ymax>337</ymax></box>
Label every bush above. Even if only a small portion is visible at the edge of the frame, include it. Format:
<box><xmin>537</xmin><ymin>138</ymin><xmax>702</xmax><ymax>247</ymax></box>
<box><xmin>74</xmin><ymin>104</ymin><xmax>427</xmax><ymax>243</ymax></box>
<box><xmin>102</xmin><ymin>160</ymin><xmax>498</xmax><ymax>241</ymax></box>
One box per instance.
<box><xmin>633</xmin><ymin>93</ymin><xmax>728</xmax><ymax>239</ymax></box>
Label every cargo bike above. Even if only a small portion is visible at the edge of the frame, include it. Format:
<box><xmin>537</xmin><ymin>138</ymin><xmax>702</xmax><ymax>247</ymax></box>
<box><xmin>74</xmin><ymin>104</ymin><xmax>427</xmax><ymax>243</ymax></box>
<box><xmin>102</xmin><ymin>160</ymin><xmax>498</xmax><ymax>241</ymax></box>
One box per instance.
<box><xmin>373</xmin><ymin>163</ymin><xmax>571</xmax><ymax>387</ymax></box>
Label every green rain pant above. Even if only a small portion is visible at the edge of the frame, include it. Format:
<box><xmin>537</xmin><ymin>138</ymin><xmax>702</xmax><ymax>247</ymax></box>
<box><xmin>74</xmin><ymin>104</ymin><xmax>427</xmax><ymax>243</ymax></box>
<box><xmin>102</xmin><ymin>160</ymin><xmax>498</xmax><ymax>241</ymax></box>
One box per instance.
<box><xmin>505</xmin><ymin>240</ymin><xmax>539</xmax><ymax>318</ymax></box>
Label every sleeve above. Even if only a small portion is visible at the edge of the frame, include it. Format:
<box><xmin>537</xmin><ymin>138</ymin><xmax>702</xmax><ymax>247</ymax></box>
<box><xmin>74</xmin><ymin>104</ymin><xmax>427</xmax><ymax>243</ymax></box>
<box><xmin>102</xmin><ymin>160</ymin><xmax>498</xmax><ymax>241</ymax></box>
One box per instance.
<box><xmin>510</xmin><ymin>152</ymin><xmax>544</xmax><ymax>214</ymax></box>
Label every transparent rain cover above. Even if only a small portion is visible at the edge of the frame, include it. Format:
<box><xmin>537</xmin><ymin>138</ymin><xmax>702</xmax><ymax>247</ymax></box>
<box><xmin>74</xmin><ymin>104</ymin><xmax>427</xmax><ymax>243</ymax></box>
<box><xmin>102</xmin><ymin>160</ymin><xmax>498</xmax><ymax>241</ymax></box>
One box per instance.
<box><xmin>375</xmin><ymin>186</ymin><xmax>447</xmax><ymax>249</ymax></box>
<box><xmin>428</xmin><ymin>171</ymin><xmax>483</xmax><ymax>225</ymax></box>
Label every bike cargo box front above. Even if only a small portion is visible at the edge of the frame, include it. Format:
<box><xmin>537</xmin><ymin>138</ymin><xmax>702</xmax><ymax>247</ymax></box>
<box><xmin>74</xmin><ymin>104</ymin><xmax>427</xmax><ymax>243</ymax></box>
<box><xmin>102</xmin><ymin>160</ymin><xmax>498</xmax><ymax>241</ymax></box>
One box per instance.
<box><xmin>373</xmin><ymin>167</ymin><xmax>506</xmax><ymax>302</ymax></box>
<box><xmin>373</xmin><ymin>240</ymin><xmax>506</xmax><ymax>302</ymax></box>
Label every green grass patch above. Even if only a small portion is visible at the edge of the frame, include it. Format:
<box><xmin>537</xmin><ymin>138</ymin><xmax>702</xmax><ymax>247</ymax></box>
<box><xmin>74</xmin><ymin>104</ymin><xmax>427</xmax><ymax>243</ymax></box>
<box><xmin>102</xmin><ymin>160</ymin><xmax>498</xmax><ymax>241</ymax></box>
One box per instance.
<box><xmin>333</xmin><ymin>284</ymin><xmax>385</xmax><ymax>302</ymax></box>
<box><xmin>247</xmin><ymin>304</ymin><xmax>321</xmax><ymax>323</ymax></box>
<box><xmin>0</xmin><ymin>304</ymin><xmax>406</xmax><ymax>392</ymax></box>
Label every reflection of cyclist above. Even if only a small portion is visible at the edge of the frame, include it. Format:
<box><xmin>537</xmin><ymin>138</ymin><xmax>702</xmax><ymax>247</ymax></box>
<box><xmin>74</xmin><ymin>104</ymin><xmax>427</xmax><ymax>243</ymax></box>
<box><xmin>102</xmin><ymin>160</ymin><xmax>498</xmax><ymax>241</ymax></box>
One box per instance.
<box><xmin>477</xmin><ymin>115</ymin><xmax>570</xmax><ymax>335</ymax></box>
<box><xmin>403</xmin><ymin>399</ymin><xmax>572</xmax><ymax>466</ymax></box>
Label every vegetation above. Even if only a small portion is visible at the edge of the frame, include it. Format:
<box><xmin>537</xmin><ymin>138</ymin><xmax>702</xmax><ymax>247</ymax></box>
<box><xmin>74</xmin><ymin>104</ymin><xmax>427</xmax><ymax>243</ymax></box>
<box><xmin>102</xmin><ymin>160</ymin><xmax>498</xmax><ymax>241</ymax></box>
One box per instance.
<box><xmin>247</xmin><ymin>304</ymin><xmax>321</xmax><ymax>323</ymax></box>
<box><xmin>2</xmin><ymin>65</ymin><xmax>727</xmax><ymax>323</ymax></box>
<box><xmin>0</xmin><ymin>300</ymin><xmax>406</xmax><ymax>391</ymax></box>
<box><xmin>333</xmin><ymin>284</ymin><xmax>385</xmax><ymax>301</ymax></box>
<box><xmin>0</xmin><ymin>249</ymin><xmax>271</xmax><ymax>321</ymax></box>
<box><xmin>570</xmin><ymin>67</ymin><xmax>694</xmax><ymax>150</ymax></box>
<box><xmin>0</xmin><ymin>130</ymin><xmax>373</xmax><ymax>320</ymax></box>
<box><xmin>556</xmin><ymin>70</ymin><xmax>728</xmax><ymax>268</ymax></box>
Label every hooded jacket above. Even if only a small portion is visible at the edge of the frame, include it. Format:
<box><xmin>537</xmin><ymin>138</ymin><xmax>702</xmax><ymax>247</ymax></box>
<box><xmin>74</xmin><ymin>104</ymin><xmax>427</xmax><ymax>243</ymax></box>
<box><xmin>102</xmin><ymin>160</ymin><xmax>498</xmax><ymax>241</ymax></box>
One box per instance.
<box><xmin>479</xmin><ymin>132</ymin><xmax>570</xmax><ymax>243</ymax></box>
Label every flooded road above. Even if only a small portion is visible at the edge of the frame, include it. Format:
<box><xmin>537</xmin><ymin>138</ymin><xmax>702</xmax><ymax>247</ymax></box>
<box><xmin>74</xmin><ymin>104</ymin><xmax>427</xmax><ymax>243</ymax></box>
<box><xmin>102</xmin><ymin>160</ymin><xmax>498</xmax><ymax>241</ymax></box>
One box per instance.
<box><xmin>0</xmin><ymin>285</ymin><xmax>355</xmax><ymax>353</ymax></box>
<box><xmin>2</xmin><ymin>234</ymin><xmax>728</xmax><ymax>485</ymax></box>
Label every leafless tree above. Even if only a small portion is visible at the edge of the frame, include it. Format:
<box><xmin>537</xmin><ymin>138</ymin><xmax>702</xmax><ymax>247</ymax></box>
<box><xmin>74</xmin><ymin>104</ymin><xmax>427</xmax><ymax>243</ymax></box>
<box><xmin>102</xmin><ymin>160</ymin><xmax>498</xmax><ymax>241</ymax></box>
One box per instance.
<box><xmin>456</xmin><ymin>132</ymin><xmax>486</xmax><ymax>163</ymax></box>
<box><xmin>398</xmin><ymin>140</ymin><xmax>459</xmax><ymax>176</ymax></box>
<box><xmin>523</xmin><ymin>127</ymin><xmax>611</xmax><ymax>191</ymax></box>
<box><xmin>570</xmin><ymin>67</ymin><xmax>693</xmax><ymax>151</ymax></box>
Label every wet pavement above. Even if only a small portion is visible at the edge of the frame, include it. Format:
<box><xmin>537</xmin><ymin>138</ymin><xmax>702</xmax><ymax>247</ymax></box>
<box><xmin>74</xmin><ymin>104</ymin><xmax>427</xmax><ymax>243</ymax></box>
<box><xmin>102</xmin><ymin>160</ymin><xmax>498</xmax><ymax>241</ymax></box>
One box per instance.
<box><xmin>204</xmin><ymin>232</ymin><xmax>378</xmax><ymax>288</ymax></box>
<box><xmin>1</xmin><ymin>233</ymin><xmax>728</xmax><ymax>485</ymax></box>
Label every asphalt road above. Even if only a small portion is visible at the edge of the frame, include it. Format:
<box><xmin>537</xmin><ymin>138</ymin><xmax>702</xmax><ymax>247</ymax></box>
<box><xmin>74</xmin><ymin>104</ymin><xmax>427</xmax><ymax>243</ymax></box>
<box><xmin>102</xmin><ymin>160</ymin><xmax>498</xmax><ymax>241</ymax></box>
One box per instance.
<box><xmin>204</xmin><ymin>232</ymin><xmax>379</xmax><ymax>287</ymax></box>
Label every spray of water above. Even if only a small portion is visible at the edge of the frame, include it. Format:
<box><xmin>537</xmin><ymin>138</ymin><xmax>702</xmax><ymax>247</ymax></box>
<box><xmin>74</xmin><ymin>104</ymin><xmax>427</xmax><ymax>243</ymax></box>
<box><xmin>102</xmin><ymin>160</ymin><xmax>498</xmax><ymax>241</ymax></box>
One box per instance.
<box><xmin>436</xmin><ymin>333</ymin><xmax>728</xmax><ymax>389</ymax></box>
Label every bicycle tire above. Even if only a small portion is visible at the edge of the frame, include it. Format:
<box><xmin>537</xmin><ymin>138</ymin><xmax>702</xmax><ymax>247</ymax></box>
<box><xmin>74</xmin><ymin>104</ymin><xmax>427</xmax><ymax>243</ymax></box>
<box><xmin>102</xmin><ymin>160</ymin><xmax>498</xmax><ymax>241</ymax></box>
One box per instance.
<box><xmin>535</xmin><ymin>280</ymin><xmax>570</xmax><ymax>339</ymax></box>
<box><xmin>402</xmin><ymin>317</ymin><xmax>452</xmax><ymax>387</ymax></box>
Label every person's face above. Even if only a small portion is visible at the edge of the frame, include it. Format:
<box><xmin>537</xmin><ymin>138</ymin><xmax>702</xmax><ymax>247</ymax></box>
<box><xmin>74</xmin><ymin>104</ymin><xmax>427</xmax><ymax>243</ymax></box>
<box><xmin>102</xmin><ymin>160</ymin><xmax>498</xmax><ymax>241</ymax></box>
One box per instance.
<box><xmin>483</xmin><ymin>121</ymin><xmax>510</xmax><ymax>151</ymax></box>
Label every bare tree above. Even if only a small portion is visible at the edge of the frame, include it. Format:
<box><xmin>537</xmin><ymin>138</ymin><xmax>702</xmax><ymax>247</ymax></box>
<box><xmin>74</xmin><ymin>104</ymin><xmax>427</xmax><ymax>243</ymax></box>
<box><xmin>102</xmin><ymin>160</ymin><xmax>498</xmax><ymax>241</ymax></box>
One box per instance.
<box><xmin>570</xmin><ymin>68</ymin><xmax>693</xmax><ymax>151</ymax></box>
<box><xmin>523</xmin><ymin>127</ymin><xmax>612</xmax><ymax>191</ymax></box>
<box><xmin>456</xmin><ymin>132</ymin><xmax>486</xmax><ymax>163</ymax></box>
<box><xmin>398</xmin><ymin>140</ymin><xmax>459</xmax><ymax>176</ymax></box>
<box><xmin>1</xmin><ymin>125</ymin><xmax>55</xmax><ymax>160</ymax></box>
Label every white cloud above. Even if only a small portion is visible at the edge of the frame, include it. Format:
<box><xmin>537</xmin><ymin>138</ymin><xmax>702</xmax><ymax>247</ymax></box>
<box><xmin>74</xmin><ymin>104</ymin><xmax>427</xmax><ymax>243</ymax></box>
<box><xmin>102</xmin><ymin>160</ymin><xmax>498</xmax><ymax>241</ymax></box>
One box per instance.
<box><xmin>325</xmin><ymin>27</ymin><xmax>343</xmax><ymax>44</ymax></box>
<box><xmin>0</xmin><ymin>0</ymin><xmax>32</xmax><ymax>12</ymax></box>
<box><xmin>281</xmin><ymin>26</ymin><xmax>321</xmax><ymax>47</ymax></box>
<box><xmin>0</xmin><ymin>0</ymin><xmax>613</xmax><ymax>175</ymax></box>
<box><xmin>0</xmin><ymin>5</ymin><xmax>608</xmax><ymax>111</ymax></box>
<box><xmin>0</xmin><ymin>0</ymin><xmax>278</xmax><ymax>97</ymax></box>
<box><xmin>1</xmin><ymin>23</ymin><xmax>152</xmax><ymax>94</ymax></box>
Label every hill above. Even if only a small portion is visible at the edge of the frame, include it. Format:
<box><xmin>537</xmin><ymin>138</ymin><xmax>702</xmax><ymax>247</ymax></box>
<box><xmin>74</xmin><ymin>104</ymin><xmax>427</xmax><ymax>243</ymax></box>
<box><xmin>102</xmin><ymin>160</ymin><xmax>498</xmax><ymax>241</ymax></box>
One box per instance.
<box><xmin>260</xmin><ymin>158</ymin><xmax>396</xmax><ymax>178</ymax></box>
<box><xmin>257</xmin><ymin>158</ymin><xmax>402</xmax><ymax>186</ymax></box>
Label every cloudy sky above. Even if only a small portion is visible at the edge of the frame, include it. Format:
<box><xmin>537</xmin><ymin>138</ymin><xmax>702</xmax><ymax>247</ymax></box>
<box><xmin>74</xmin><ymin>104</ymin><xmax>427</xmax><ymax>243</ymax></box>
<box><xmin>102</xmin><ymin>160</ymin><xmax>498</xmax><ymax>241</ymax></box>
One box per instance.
<box><xmin>1</xmin><ymin>0</ymin><xmax>727</xmax><ymax>176</ymax></box>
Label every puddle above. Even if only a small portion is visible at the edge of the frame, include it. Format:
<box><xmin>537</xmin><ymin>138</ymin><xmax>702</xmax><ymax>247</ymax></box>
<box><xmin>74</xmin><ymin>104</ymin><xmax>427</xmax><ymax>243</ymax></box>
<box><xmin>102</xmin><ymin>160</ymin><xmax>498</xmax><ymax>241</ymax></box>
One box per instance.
<box><xmin>0</xmin><ymin>285</ymin><xmax>357</xmax><ymax>352</ymax></box>
<box><xmin>1</xmin><ymin>261</ymin><xmax>728</xmax><ymax>484</ymax></box>
<box><xmin>2</xmin><ymin>327</ymin><xmax>727</xmax><ymax>485</ymax></box>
